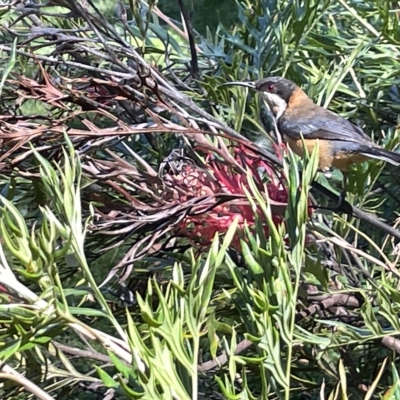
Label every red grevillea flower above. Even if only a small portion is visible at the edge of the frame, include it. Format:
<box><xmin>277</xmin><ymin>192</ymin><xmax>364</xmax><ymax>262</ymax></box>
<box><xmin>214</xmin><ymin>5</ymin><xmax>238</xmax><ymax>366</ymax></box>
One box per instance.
<box><xmin>164</xmin><ymin>144</ymin><xmax>312</xmax><ymax>248</ymax></box>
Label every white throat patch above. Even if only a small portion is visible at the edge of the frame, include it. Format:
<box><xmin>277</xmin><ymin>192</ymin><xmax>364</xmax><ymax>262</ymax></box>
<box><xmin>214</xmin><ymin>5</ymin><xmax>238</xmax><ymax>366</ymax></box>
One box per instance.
<box><xmin>261</xmin><ymin>92</ymin><xmax>287</xmax><ymax>120</ymax></box>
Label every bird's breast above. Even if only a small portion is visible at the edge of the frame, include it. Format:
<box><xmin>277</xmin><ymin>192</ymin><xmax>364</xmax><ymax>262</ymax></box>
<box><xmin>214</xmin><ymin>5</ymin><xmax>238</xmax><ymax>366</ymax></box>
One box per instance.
<box><xmin>283</xmin><ymin>136</ymin><xmax>369</xmax><ymax>171</ymax></box>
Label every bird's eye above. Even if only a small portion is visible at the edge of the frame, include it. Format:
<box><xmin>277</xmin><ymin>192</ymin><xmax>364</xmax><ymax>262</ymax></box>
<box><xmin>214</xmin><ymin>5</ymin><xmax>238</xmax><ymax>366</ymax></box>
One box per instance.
<box><xmin>267</xmin><ymin>84</ymin><xmax>275</xmax><ymax>92</ymax></box>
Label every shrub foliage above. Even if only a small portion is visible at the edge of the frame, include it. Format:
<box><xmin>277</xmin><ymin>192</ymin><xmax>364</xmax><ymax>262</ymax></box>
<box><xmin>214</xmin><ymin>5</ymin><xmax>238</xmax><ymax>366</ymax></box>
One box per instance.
<box><xmin>0</xmin><ymin>0</ymin><xmax>400</xmax><ymax>399</ymax></box>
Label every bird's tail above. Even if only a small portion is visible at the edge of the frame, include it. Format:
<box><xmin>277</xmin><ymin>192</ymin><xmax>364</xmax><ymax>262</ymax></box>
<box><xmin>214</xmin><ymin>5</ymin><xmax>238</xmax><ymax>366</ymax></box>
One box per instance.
<box><xmin>359</xmin><ymin>145</ymin><xmax>400</xmax><ymax>166</ymax></box>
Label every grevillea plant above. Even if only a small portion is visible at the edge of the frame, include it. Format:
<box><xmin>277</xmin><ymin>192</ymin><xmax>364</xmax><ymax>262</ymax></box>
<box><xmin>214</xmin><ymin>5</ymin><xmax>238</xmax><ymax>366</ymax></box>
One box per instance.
<box><xmin>166</xmin><ymin>144</ymin><xmax>310</xmax><ymax>248</ymax></box>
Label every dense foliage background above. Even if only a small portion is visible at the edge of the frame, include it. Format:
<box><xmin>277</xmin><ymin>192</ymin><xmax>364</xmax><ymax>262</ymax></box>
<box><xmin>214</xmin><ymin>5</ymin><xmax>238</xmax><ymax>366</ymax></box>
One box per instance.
<box><xmin>1</xmin><ymin>0</ymin><xmax>400</xmax><ymax>399</ymax></box>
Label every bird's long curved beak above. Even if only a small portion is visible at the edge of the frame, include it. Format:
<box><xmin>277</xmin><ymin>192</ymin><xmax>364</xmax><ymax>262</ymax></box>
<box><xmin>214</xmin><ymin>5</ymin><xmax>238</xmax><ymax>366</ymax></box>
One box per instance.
<box><xmin>218</xmin><ymin>81</ymin><xmax>256</xmax><ymax>89</ymax></box>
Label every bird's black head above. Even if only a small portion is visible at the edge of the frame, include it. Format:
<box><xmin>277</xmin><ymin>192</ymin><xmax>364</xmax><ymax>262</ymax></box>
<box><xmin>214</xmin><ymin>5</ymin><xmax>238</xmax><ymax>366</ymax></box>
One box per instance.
<box><xmin>220</xmin><ymin>76</ymin><xmax>300</xmax><ymax>119</ymax></box>
<box><xmin>254</xmin><ymin>77</ymin><xmax>298</xmax><ymax>104</ymax></box>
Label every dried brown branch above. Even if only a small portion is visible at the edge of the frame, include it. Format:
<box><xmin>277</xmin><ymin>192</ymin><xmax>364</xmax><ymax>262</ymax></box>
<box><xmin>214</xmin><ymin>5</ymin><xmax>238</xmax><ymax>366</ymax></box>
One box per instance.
<box><xmin>176</xmin><ymin>0</ymin><xmax>199</xmax><ymax>78</ymax></box>
<box><xmin>296</xmin><ymin>293</ymin><xmax>361</xmax><ymax>321</ymax></box>
<box><xmin>198</xmin><ymin>339</ymin><xmax>253</xmax><ymax>372</ymax></box>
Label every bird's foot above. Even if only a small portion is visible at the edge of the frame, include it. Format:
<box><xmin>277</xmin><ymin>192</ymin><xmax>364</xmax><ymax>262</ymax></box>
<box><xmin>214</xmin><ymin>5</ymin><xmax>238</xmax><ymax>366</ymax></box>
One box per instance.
<box><xmin>329</xmin><ymin>189</ymin><xmax>352</xmax><ymax>216</ymax></box>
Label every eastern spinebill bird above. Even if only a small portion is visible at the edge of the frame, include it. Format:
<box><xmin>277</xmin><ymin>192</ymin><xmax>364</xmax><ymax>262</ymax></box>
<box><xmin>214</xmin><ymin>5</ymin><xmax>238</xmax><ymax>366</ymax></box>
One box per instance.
<box><xmin>222</xmin><ymin>76</ymin><xmax>400</xmax><ymax>172</ymax></box>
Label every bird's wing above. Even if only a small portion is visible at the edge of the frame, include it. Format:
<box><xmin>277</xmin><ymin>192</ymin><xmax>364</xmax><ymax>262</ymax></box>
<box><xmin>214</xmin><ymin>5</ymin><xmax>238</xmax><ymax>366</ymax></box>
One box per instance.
<box><xmin>280</xmin><ymin>108</ymin><xmax>372</xmax><ymax>143</ymax></box>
